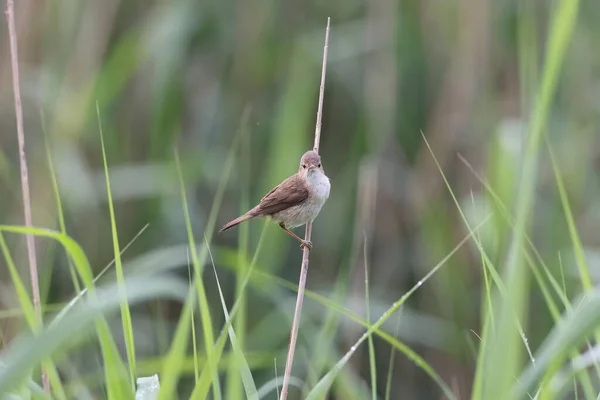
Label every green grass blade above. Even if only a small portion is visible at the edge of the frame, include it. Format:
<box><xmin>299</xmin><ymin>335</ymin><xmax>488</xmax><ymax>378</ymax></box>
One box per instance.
<box><xmin>458</xmin><ymin>155</ymin><xmax>571</xmax><ymax>309</ymax></box>
<box><xmin>305</xmin><ymin>270</ymin><xmax>350</xmax><ymax>392</ymax></box>
<box><xmin>192</xmin><ymin>222</ymin><xmax>268</xmax><ymax>399</ymax></box>
<box><xmin>159</xmin><ymin>138</ymin><xmax>244</xmax><ymax>399</ymax></box>
<box><xmin>305</xmin><ymin>216</ymin><xmax>491</xmax><ymax>400</ymax></box>
<box><xmin>177</xmin><ymin>154</ymin><xmax>218</xmax><ymax>400</ymax></box>
<box><xmin>218</xmin><ymin>245</ymin><xmax>460</xmax><ymax>398</ymax></box>
<box><xmin>97</xmin><ymin>104</ymin><xmax>136</xmax><ymax>389</ymax></box>
<box><xmin>0</xmin><ymin>234</ymin><xmax>67</xmax><ymax>400</ymax></box>
<box><xmin>421</xmin><ymin>134</ymin><xmax>535</xmax><ymax>367</ymax></box>
<box><xmin>162</xmin><ymin>110</ymin><xmax>247</xmax><ymax>398</ymax></box>
<box><xmin>41</xmin><ymin>110</ymin><xmax>80</xmax><ymax>294</ymax></box>
<box><xmin>0</xmin><ymin>225</ymin><xmax>132</xmax><ymax>399</ymax></box>
<box><xmin>41</xmin><ymin>116</ymin><xmax>82</xmax><ymax>399</ymax></box>
<box><xmin>0</xmin><ymin>367</ymin><xmax>52</xmax><ymax>400</ymax></box>
<box><xmin>485</xmin><ymin>0</ymin><xmax>579</xmax><ymax>394</ymax></box>
<box><xmin>470</xmin><ymin>193</ymin><xmax>495</xmax><ymax>400</ymax></box>
<box><xmin>546</xmin><ymin>138</ymin><xmax>600</xmax><ymax>393</ymax></box>
<box><xmin>0</xmin><ymin>275</ymin><xmax>188</xmax><ymax>393</ymax></box>
<box><xmin>383</xmin><ymin>311</ymin><xmax>402</xmax><ymax>400</ymax></box>
<box><xmin>191</xmin><ymin>313</ymin><xmax>236</xmax><ymax>399</ymax></box>
<box><xmin>275</xmin><ymin>360</ymin><xmax>280</xmax><ymax>399</ymax></box>
<box><xmin>187</xmin><ymin>253</ymin><xmax>200</xmax><ymax>383</ymax></box>
<box><xmin>546</xmin><ymin>141</ymin><xmax>591</xmax><ymax>289</ymax></box>
<box><xmin>458</xmin><ymin>156</ymin><xmax>598</xmax><ymax>398</ymax></box>
<box><xmin>512</xmin><ymin>289</ymin><xmax>600</xmax><ymax>398</ymax></box>
<box><xmin>227</xmin><ymin>105</ymin><xmax>252</xmax><ymax>400</ymax></box>
<box><xmin>190</xmin><ymin>285</ymin><xmax>249</xmax><ymax>399</ymax></box>
<box><xmin>0</xmin><ymin>233</ymin><xmax>39</xmax><ymax>330</ymax></box>
<box><xmin>363</xmin><ymin>235</ymin><xmax>377</xmax><ymax>400</ymax></box>
<box><xmin>50</xmin><ymin>224</ymin><xmax>149</xmax><ymax>327</ymax></box>
<box><xmin>206</xmin><ymin>239</ymin><xmax>258</xmax><ymax>399</ymax></box>
<box><xmin>156</xmin><ymin>284</ymin><xmax>195</xmax><ymax>400</ymax></box>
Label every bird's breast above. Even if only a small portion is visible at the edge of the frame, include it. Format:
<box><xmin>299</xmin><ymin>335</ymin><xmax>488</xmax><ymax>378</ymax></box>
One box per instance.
<box><xmin>272</xmin><ymin>172</ymin><xmax>330</xmax><ymax>229</ymax></box>
<box><xmin>307</xmin><ymin>172</ymin><xmax>331</xmax><ymax>207</ymax></box>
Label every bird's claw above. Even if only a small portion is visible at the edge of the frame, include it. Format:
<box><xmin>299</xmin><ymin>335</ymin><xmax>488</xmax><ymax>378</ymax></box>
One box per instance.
<box><xmin>300</xmin><ymin>240</ymin><xmax>313</xmax><ymax>250</ymax></box>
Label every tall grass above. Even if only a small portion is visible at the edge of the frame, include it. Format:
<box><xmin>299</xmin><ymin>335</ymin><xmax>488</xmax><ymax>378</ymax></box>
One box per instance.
<box><xmin>2</xmin><ymin>0</ymin><xmax>600</xmax><ymax>399</ymax></box>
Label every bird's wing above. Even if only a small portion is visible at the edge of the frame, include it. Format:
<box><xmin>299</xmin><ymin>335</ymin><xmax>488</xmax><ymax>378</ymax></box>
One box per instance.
<box><xmin>251</xmin><ymin>174</ymin><xmax>309</xmax><ymax>216</ymax></box>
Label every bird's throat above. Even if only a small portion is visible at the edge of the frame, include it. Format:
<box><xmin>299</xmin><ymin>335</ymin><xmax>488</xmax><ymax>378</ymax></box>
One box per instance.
<box><xmin>305</xmin><ymin>170</ymin><xmax>330</xmax><ymax>202</ymax></box>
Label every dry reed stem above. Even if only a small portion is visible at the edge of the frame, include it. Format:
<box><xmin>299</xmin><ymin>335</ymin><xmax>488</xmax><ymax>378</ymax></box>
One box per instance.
<box><xmin>279</xmin><ymin>17</ymin><xmax>330</xmax><ymax>400</ymax></box>
<box><xmin>5</xmin><ymin>0</ymin><xmax>48</xmax><ymax>392</ymax></box>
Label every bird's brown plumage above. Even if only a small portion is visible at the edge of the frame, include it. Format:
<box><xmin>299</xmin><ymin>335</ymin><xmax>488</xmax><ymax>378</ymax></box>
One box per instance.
<box><xmin>218</xmin><ymin>174</ymin><xmax>309</xmax><ymax>232</ymax></box>
<box><xmin>219</xmin><ymin>150</ymin><xmax>328</xmax><ymax>234</ymax></box>
<box><xmin>252</xmin><ymin>174</ymin><xmax>309</xmax><ymax>216</ymax></box>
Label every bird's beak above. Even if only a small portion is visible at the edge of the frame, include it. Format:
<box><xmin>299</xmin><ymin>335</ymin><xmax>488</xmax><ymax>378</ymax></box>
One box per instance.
<box><xmin>307</xmin><ymin>164</ymin><xmax>317</xmax><ymax>171</ymax></box>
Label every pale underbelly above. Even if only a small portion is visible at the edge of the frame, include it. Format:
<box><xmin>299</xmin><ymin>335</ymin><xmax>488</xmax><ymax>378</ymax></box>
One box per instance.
<box><xmin>271</xmin><ymin>201</ymin><xmax>324</xmax><ymax>229</ymax></box>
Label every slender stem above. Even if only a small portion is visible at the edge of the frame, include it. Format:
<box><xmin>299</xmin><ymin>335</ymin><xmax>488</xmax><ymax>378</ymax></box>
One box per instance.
<box><xmin>279</xmin><ymin>17</ymin><xmax>330</xmax><ymax>400</ymax></box>
<box><xmin>5</xmin><ymin>0</ymin><xmax>48</xmax><ymax>392</ymax></box>
<box><xmin>312</xmin><ymin>18</ymin><xmax>330</xmax><ymax>153</ymax></box>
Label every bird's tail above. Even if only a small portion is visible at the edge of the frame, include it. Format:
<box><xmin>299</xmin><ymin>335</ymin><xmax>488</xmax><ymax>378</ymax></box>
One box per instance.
<box><xmin>219</xmin><ymin>213</ymin><xmax>254</xmax><ymax>232</ymax></box>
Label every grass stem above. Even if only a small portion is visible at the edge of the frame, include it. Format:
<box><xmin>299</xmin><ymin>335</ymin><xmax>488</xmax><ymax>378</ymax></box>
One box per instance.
<box><xmin>279</xmin><ymin>17</ymin><xmax>330</xmax><ymax>400</ymax></box>
<box><xmin>5</xmin><ymin>0</ymin><xmax>48</xmax><ymax>392</ymax></box>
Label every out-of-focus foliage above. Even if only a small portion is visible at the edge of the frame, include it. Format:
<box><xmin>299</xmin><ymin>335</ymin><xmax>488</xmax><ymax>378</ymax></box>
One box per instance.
<box><xmin>1</xmin><ymin>0</ymin><xmax>600</xmax><ymax>398</ymax></box>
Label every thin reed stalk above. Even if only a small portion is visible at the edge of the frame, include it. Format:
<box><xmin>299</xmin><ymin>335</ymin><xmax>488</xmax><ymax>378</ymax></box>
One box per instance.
<box><xmin>5</xmin><ymin>0</ymin><xmax>48</xmax><ymax>392</ymax></box>
<box><xmin>279</xmin><ymin>17</ymin><xmax>330</xmax><ymax>400</ymax></box>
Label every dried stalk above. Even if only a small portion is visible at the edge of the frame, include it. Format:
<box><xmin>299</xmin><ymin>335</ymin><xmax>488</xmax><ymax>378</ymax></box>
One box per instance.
<box><xmin>279</xmin><ymin>17</ymin><xmax>330</xmax><ymax>400</ymax></box>
<box><xmin>5</xmin><ymin>0</ymin><xmax>48</xmax><ymax>392</ymax></box>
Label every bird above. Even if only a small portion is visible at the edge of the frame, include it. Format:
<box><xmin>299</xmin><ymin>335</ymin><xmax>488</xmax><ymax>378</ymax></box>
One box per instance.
<box><xmin>219</xmin><ymin>150</ymin><xmax>331</xmax><ymax>249</ymax></box>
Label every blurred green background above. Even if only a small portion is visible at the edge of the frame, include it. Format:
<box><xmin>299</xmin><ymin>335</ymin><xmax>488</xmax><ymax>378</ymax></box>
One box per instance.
<box><xmin>1</xmin><ymin>0</ymin><xmax>599</xmax><ymax>399</ymax></box>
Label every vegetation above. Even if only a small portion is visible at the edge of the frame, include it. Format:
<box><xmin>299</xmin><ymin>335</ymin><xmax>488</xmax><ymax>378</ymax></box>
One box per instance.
<box><xmin>1</xmin><ymin>0</ymin><xmax>599</xmax><ymax>399</ymax></box>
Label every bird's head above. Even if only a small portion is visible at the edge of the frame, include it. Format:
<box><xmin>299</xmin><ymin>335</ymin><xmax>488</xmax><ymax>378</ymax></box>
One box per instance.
<box><xmin>298</xmin><ymin>150</ymin><xmax>324</xmax><ymax>178</ymax></box>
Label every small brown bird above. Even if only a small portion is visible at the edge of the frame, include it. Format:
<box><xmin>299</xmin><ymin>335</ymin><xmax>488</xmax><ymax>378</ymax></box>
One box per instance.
<box><xmin>219</xmin><ymin>150</ymin><xmax>331</xmax><ymax>249</ymax></box>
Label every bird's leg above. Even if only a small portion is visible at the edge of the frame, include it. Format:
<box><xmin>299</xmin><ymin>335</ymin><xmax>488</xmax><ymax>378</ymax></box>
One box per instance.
<box><xmin>278</xmin><ymin>223</ymin><xmax>312</xmax><ymax>249</ymax></box>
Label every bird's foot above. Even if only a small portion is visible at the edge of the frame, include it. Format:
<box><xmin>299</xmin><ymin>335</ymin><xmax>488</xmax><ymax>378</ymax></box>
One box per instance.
<box><xmin>300</xmin><ymin>240</ymin><xmax>313</xmax><ymax>250</ymax></box>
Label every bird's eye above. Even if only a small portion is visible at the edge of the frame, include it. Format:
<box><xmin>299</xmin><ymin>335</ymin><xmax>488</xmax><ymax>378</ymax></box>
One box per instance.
<box><xmin>302</xmin><ymin>164</ymin><xmax>307</xmax><ymax>169</ymax></box>
<box><xmin>317</xmin><ymin>163</ymin><xmax>321</xmax><ymax>168</ymax></box>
